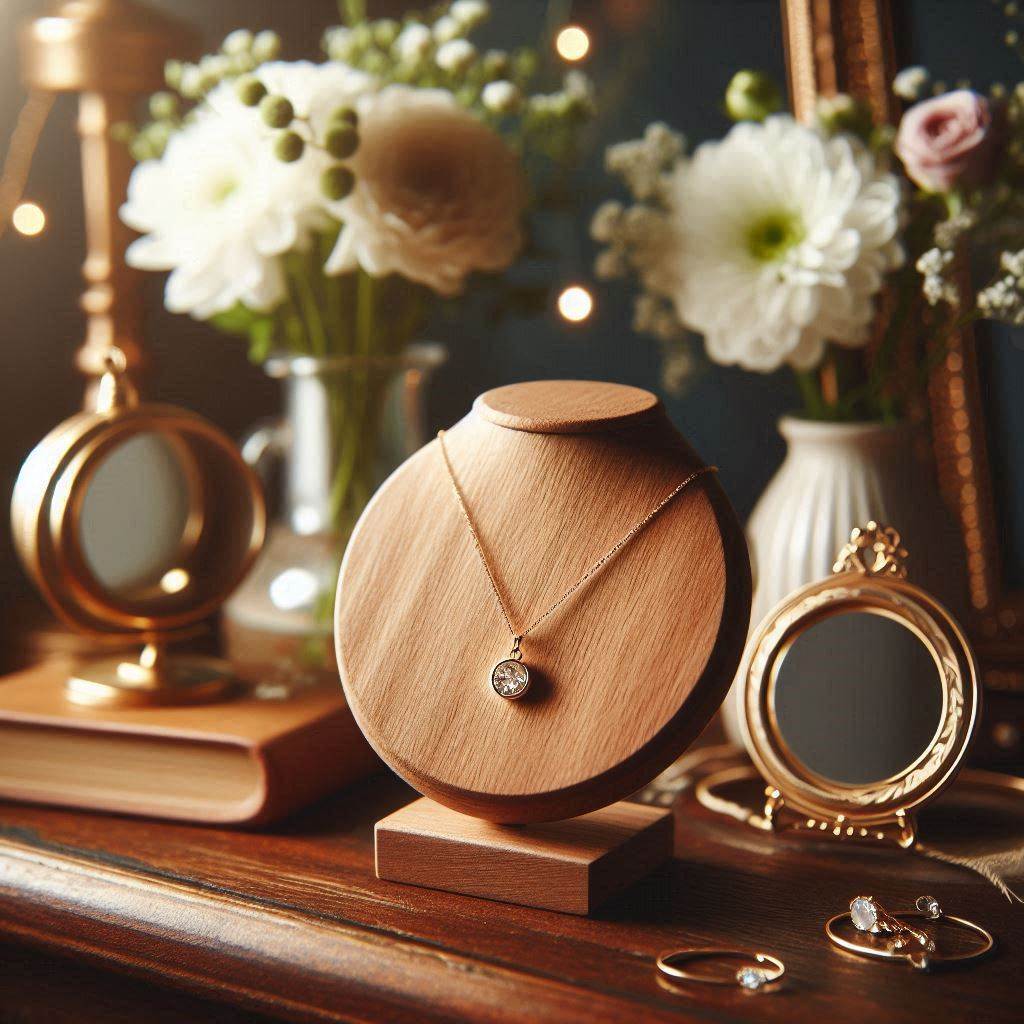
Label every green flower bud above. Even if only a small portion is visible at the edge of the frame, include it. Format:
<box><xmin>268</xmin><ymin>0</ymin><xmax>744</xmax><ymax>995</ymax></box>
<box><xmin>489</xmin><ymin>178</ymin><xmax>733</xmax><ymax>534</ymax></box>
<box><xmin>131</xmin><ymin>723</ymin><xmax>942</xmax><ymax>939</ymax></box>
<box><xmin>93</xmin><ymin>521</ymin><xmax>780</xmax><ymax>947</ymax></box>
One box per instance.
<box><xmin>260</xmin><ymin>94</ymin><xmax>294</xmax><ymax>128</ymax></box>
<box><xmin>374</xmin><ymin>19</ymin><xmax>400</xmax><ymax>47</ymax></box>
<box><xmin>512</xmin><ymin>49</ymin><xmax>538</xmax><ymax>83</ymax></box>
<box><xmin>362</xmin><ymin>51</ymin><xmax>388</xmax><ymax>75</ymax></box>
<box><xmin>148</xmin><ymin>91</ymin><xmax>178</xmax><ymax>121</ymax></box>
<box><xmin>145</xmin><ymin>121</ymin><xmax>172</xmax><ymax>155</ymax></box>
<box><xmin>325</xmin><ymin>124</ymin><xmax>359</xmax><ymax>159</ymax></box>
<box><xmin>724</xmin><ymin>69</ymin><xmax>783</xmax><ymax>122</ymax></box>
<box><xmin>321</xmin><ymin>165</ymin><xmax>355</xmax><ymax>201</ymax></box>
<box><xmin>236</xmin><ymin>75</ymin><xmax>268</xmax><ymax>107</ymax></box>
<box><xmin>816</xmin><ymin>93</ymin><xmax>874</xmax><ymax>140</ymax></box>
<box><xmin>330</xmin><ymin>106</ymin><xmax>359</xmax><ymax>128</ymax></box>
<box><xmin>110</xmin><ymin>121</ymin><xmax>136</xmax><ymax>144</ymax></box>
<box><xmin>252</xmin><ymin>30</ymin><xmax>282</xmax><ymax>62</ymax></box>
<box><xmin>130</xmin><ymin>137</ymin><xmax>155</xmax><ymax>162</ymax></box>
<box><xmin>483</xmin><ymin>49</ymin><xmax>510</xmax><ymax>79</ymax></box>
<box><xmin>274</xmin><ymin>130</ymin><xmax>305</xmax><ymax>163</ymax></box>
<box><xmin>164</xmin><ymin>59</ymin><xmax>183</xmax><ymax>90</ymax></box>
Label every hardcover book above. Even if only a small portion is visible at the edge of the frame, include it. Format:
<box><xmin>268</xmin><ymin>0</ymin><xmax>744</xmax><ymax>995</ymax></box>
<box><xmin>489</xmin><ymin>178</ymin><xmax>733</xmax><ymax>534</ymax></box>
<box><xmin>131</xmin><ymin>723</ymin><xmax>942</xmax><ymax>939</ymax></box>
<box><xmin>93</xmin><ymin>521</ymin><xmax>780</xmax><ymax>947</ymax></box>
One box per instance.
<box><xmin>0</xmin><ymin>660</ymin><xmax>378</xmax><ymax>825</ymax></box>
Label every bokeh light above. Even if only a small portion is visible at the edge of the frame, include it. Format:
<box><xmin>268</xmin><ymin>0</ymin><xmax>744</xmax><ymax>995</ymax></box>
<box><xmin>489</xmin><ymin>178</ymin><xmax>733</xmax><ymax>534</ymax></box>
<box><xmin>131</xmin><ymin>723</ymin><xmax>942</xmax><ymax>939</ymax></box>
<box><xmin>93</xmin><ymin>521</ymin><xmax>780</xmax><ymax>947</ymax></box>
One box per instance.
<box><xmin>555</xmin><ymin>25</ymin><xmax>590</xmax><ymax>62</ymax></box>
<box><xmin>557</xmin><ymin>285</ymin><xmax>594</xmax><ymax>323</ymax></box>
<box><xmin>12</xmin><ymin>202</ymin><xmax>46</xmax><ymax>236</ymax></box>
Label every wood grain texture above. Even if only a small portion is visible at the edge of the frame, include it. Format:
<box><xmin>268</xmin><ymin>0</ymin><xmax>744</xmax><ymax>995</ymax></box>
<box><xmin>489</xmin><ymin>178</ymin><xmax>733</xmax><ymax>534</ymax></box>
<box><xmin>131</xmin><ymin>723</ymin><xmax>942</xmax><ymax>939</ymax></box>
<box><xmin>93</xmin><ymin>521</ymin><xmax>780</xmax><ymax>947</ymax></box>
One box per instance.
<box><xmin>375</xmin><ymin>797</ymin><xmax>673</xmax><ymax>914</ymax></box>
<box><xmin>474</xmin><ymin>380</ymin><xmax>660</xmax><ymax>433</ymax></box>
<box><xmin>0</xmin><ymin>770</ymin><xmax>1021</xmax><ymax>1023</ymax></box>
<box><xmin>336</xmin><ymin>382</ymin><xmax>752</xmax><ymax>822</ymax></box>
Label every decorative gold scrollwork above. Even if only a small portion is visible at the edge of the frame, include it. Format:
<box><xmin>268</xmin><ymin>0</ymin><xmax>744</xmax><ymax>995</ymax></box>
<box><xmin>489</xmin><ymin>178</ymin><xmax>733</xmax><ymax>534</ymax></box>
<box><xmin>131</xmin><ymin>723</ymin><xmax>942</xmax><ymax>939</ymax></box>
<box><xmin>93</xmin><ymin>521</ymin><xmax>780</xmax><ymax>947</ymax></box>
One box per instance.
<box><xmin>833</xmin><ymin>521</ymin><xmax>908</xmax><ymax>579</ymax></box>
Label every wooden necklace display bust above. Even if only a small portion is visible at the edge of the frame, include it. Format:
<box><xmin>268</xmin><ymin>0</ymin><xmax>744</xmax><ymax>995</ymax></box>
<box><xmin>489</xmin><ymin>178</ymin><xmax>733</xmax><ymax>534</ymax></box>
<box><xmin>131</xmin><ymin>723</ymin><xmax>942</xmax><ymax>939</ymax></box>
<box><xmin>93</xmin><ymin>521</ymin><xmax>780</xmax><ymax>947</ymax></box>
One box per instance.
<box><xmin>335</xmin><ymin>381</ymin><xmax>751</xmax><ymax>912</ymax></box>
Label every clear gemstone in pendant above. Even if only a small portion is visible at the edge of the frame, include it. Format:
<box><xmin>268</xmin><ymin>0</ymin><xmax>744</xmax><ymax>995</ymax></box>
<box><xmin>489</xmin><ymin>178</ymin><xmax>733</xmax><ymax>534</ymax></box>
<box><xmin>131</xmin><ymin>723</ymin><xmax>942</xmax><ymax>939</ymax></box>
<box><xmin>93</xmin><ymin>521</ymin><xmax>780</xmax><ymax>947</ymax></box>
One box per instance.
<box><xmin>491</xmin><ymin>659</ymin><xmax>530</xmax><ymax>699</ymax></box>
<box><xmin>850</xmin><ymin>897</ymin><xmax>878</xmax><ymax>932</ymax></box>
<box><xmin>736</xmin><ymin>966</ymin><xmax>767</xmax><ymax>991</ymax></box>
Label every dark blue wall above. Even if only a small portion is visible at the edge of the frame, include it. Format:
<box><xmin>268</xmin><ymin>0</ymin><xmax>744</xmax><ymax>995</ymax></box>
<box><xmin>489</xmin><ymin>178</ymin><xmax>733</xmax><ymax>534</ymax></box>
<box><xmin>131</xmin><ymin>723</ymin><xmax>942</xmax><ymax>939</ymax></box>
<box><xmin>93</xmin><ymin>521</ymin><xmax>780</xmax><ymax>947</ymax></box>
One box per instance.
<box><xmin>1</xmin><ymin>0</ymin><xmax>1019</xmax><ymax>605</ymax></box>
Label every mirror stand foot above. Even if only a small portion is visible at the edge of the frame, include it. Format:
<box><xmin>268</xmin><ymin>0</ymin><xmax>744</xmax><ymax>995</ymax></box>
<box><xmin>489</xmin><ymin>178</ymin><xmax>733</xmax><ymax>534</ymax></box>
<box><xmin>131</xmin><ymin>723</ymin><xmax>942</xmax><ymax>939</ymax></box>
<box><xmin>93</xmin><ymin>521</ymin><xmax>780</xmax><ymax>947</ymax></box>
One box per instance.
<box><xmin>65</xmin><ymin>648</ymin><xmax>236</xmax><ymax>708</ymax></box>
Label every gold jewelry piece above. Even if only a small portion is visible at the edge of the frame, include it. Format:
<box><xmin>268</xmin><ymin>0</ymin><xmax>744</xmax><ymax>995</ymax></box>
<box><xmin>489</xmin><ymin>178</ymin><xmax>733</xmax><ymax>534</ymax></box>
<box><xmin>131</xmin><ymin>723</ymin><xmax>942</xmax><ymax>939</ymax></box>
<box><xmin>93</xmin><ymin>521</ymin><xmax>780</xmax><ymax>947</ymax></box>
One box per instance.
<box><xmin>436</xmin><ymin>429</ymin><xmax>717</xmax><ymax>700</ymax></box>
<box><xmin>849</xmin><ymin>896</ymin><xmax>937</xmax><ymax>952</ymax></box>
<box><xmin>826</xmin><ymin>905</ymin><xmax>994</xmax><ymax>971</ymax></box>
<box><xmin>656</xmin><ymin>949</ymin><xmax>785</xmax><ymax>992</ymax></box>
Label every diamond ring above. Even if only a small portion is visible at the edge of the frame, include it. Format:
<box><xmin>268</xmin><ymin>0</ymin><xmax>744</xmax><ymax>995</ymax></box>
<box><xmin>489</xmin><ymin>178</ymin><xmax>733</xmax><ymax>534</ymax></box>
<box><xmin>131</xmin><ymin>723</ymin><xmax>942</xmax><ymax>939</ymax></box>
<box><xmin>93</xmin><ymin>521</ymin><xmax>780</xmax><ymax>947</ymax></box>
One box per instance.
<box><xmin>849</xmin><ymin>895</ymin><xmax>937</xmax><ymax>951</ymax></box>
<box><xmin>656</xmin><ymin>949</ymin><xmax>785</xmax><ymax>992</ymax></box>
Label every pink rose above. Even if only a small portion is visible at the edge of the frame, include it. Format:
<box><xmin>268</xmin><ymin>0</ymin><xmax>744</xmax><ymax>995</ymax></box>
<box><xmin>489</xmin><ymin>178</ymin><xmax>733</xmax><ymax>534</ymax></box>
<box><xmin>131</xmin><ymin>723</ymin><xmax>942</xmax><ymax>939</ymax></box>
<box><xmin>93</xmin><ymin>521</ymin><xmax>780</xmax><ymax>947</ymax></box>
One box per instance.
<box><xmin>895</xmin><ymin>90</ymin><xmax>997</xmax><ymax>193</ymax></box>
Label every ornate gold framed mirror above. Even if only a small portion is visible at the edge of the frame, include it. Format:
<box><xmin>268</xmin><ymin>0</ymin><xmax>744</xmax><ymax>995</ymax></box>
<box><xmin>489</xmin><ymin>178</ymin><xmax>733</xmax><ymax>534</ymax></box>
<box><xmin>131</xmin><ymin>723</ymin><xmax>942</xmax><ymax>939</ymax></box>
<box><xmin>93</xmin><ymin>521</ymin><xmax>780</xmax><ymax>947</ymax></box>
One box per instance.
<box><xmin>739</xmin><ymin>523</ymin><xmax>981</xmax><ymax>847</ymax></box>
<box><xmin>11</xmin><ymin>350</ymin><xmax>265</xmax><ymax>707</ymax></box>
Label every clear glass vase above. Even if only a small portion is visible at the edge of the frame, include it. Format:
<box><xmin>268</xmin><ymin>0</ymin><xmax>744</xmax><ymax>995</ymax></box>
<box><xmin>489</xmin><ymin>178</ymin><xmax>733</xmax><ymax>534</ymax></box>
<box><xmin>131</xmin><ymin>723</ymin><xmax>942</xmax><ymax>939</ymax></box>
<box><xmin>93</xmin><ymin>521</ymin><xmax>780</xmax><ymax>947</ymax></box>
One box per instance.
<box><xmin>222</xmin><ymin>343</ymin><xmax>446</xmax><ymax>685</ymax></box>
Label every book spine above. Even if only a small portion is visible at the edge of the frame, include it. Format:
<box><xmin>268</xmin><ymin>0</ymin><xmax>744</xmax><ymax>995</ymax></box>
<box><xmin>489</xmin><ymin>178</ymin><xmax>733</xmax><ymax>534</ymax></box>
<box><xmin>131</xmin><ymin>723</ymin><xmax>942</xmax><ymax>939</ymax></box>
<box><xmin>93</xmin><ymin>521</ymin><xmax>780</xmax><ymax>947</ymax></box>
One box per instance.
<box><xmin>248</xmin><ymin>708</ymin><xmax>381</xmax><ymax>826</ymax></box>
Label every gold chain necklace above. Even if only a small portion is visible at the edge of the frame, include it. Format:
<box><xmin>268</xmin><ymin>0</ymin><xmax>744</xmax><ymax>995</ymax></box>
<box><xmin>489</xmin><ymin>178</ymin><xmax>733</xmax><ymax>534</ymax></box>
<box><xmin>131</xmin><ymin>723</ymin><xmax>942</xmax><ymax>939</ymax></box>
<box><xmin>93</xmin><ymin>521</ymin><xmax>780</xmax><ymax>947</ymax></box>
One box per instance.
<box><xmin>437</xmin><ymin>429</ymin><xmax>718</xmax><ymax>700</ymax></box>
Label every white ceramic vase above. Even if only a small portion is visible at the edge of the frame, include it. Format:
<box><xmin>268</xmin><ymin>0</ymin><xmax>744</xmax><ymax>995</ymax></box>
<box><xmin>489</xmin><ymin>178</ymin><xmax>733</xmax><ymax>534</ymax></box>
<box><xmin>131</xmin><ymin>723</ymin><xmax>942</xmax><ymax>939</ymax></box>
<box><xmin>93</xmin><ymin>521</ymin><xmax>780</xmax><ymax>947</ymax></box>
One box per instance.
<box><xmin>720</xmin><ymin>415</ymin><xmax>968</xmax><ymax>742</ymax></box>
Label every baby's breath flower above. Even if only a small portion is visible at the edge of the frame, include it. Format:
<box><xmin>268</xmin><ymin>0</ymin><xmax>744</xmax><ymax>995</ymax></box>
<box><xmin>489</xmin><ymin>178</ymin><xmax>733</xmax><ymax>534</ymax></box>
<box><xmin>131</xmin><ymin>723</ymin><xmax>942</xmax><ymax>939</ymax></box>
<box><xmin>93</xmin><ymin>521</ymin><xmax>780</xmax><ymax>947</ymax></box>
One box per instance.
<box><xmin>450</xmin><ymin>0</ymin><xmax>490</xmax><ymax>28</ymax></box>
<box><xmin>393</xmin><ymin>23</ymin><xmax>432</xmax><ymax>62</ymax></box>
<box><xmin>590</xmin><ymin>200</ymin><xmax>624</xmax><ymax>242</ymax></box>
<box><xmin>436</xmin><ymin>39</ymin><xmax>476</xmax><ymax>73</ymax></box>
<box><xmin>433</xmin><ymin>15</ymin><xmax>462</xmax><ymax>44</ymax></box>
<box><xmin>934</xmin><ymin>210</ymin><xmax>978</xmax><ymax>249</ymax></box>
<box><xmin>252</xmin><ymin>30</ymin><xmax>281</xmax><ymax>62</ymax></box>
<box><xmin>916</xmin><ymin>247</ymin><xmax>959</xmax><ymax>306</ymax></box>
<box><xmin>893</xmin><ymin>65</ymin><xmax>930</xmax><ymax>101</ymax></box>
<box><xmin>222</xmin><ymin>29</ymin><xmax>253</xmax><ymax>56</ymax></box>
<box><xmin>605</xmin><ymin>124</ymin><xmax>684</xmax><ymax>201</ymax></box>
<box><xmin>324</xmin><ymin>26</ymin><xmax>354</xmax><ymax>61</ymax></box>
<box><xmin>374</xmin><ymin>19</ymin><xmax>400</xmax><ymax>48</ymax></box>
<box><xmin>481</xmin><ymin>80</ymin><xmax>521</xmax><ymax>114</ymax></box>
<box><xmin>594</xmin><ymin>247</ymin><xmax>628</xmax><ymax>279</ymax></box>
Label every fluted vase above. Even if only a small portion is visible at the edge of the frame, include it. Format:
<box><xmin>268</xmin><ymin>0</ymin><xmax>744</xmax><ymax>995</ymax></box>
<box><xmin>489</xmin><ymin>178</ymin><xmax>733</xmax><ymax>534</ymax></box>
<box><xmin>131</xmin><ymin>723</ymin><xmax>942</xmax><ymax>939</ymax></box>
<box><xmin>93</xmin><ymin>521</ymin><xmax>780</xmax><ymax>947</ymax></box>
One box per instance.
<box><xmin>720</xmin><ymin>415</ymin><xmax>968</xmax><ymax>741</ymax></box>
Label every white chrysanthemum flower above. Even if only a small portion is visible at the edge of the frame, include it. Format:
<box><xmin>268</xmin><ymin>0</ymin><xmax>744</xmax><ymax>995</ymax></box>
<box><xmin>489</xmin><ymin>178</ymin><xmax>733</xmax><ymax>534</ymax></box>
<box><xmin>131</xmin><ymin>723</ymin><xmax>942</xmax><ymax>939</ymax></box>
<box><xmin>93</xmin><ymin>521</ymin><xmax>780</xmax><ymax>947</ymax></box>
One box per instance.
<box><xmin>325</xmin><ymin>86</ymin><xmax>524</xmax><ymax>295</ymax></box>
<box><xmin>664</xmin><ymin>115</ymin><xmax>903</xmax><ymax>372</ymax></box>
<box><xmin>122</xmin><ymin>61</ymin><xmax>375</xmax><ymax>319</ymax></box>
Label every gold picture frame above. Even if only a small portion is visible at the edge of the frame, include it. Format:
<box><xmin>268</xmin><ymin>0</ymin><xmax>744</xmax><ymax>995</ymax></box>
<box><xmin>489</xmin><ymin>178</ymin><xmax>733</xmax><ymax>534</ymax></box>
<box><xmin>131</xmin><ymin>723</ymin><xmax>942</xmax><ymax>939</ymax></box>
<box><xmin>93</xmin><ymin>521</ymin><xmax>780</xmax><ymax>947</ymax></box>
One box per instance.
<box><xmin>739</xmin><ymin>524</ymin><xmax>981</xmax><ymax>845</ymax></box>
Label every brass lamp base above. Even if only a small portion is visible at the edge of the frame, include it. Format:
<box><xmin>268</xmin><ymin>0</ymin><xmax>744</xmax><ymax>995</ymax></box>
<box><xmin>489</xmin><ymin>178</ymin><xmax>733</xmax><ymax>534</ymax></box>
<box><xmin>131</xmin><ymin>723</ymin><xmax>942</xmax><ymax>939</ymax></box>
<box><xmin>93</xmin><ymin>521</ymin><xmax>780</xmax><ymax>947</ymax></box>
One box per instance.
<box><xmin>66</xmin><ymin>644</ymin><xmax>235</xmax><ymax>708</ymax></box>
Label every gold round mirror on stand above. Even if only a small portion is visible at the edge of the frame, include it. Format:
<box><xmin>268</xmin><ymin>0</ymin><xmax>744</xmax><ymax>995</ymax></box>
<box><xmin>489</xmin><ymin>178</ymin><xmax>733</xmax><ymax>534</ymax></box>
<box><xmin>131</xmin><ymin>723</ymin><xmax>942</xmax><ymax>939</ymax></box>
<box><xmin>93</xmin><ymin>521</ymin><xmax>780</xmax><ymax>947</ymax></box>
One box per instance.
<box><xmin>738</xmin><ymin>522</ymin><xmax>980</xmax><ymax>848</ymax></box>
<box><xmin>11</xmin><ymin>350</ymin><xmax>266</xmax><ymax>708</ymax></box>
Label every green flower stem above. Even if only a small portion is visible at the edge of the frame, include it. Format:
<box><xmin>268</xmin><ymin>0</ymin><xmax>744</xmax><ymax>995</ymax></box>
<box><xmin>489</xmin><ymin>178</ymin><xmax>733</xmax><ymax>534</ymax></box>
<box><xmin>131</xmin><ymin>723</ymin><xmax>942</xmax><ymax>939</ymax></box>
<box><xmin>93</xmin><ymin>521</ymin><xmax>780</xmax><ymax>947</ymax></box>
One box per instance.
<box><xmin>795</xmin><ymin>368</ymin><xmax>826</xmax><ymax>419</ymax></box>
<box><xmin>286</xmin><ymin>253</ymin><xmax>329</xmax><ymax>356</ymax></box>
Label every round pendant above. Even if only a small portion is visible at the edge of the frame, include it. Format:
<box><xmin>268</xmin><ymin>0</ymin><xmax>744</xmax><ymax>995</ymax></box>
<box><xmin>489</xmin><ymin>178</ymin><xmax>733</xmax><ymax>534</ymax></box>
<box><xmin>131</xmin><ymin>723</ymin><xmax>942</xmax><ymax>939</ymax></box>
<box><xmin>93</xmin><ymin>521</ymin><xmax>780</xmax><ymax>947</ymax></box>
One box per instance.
<box><xmin>491</xmin><ymin>658</ymin><xmax>530</xmax><ymax>699</ymax></box>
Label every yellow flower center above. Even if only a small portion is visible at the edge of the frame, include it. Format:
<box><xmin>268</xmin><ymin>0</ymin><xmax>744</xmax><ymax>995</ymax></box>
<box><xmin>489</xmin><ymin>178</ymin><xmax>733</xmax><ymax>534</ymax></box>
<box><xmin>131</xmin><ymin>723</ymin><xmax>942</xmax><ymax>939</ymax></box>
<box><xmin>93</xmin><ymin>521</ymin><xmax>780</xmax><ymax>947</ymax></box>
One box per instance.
<box><xmin>747</xmin><ymin>210</ymin><xmax>804</xmax><ymax>262</ymax></box>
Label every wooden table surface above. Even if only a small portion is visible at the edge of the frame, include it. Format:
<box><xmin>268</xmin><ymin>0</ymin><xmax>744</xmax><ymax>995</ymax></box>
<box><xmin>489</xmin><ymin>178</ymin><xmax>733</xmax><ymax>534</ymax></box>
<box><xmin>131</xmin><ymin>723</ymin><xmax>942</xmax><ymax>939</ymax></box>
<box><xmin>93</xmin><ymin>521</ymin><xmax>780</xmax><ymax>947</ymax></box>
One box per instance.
<box><xmin>0</xmin><ymin>767</ymin><xmax>1020</xmax><ymax>1023</ymax></box>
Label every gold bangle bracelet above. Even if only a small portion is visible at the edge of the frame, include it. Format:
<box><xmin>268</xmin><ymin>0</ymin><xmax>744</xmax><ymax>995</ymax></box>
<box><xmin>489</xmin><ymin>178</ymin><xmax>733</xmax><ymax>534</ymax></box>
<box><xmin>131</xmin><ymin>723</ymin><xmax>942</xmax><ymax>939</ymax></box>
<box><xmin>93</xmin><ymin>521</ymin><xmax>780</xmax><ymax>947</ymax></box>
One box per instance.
<box><xmin>825</xmin><ymin>910</ymin><xmax>994</xmax><ymax>971</ymax></box>
<box><xmin>656</xmin><ymin>949</ymin><xmax>785</xmax><ymax>992</ymax></box>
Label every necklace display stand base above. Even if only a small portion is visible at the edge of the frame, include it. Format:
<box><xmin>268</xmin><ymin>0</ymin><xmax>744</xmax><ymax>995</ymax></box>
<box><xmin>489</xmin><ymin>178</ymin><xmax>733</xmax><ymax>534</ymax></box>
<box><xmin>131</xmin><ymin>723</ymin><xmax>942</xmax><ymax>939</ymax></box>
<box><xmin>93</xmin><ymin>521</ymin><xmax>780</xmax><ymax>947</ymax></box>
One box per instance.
<box><xmin>375</xmin><ymin>796</ymin><xmax>673</xmax><ymax>915</ymax></box>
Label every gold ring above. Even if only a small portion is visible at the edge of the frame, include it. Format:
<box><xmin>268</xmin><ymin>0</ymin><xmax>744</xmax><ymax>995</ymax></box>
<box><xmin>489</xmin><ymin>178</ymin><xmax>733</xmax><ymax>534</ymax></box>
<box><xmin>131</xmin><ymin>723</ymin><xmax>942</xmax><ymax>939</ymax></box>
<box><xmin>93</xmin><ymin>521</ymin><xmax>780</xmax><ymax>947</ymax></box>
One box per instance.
<box><xmin>826</xmin><ymin>908</ymin><xmax>993</xmax><ymax>971</ymax></box>
<box><xmin>656</xmin><ymin>949</ymin><xmax>785</xmax><ymax>992</ymax></box>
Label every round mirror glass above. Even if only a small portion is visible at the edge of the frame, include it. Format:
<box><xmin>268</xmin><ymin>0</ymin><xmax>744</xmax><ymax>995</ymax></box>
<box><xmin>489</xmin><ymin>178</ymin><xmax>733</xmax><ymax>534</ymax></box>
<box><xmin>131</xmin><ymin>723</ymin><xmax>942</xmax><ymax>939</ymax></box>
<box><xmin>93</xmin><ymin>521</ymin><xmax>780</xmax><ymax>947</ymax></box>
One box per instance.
<box><xmin>79</xmin><ymin>433</ymin><xmax>195</xmax><ymax>595</ymax></box>
<box><xmin>771</xmin><ymin>611</ymin><xmax>944</xmax><ymax>786</ymax></box>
